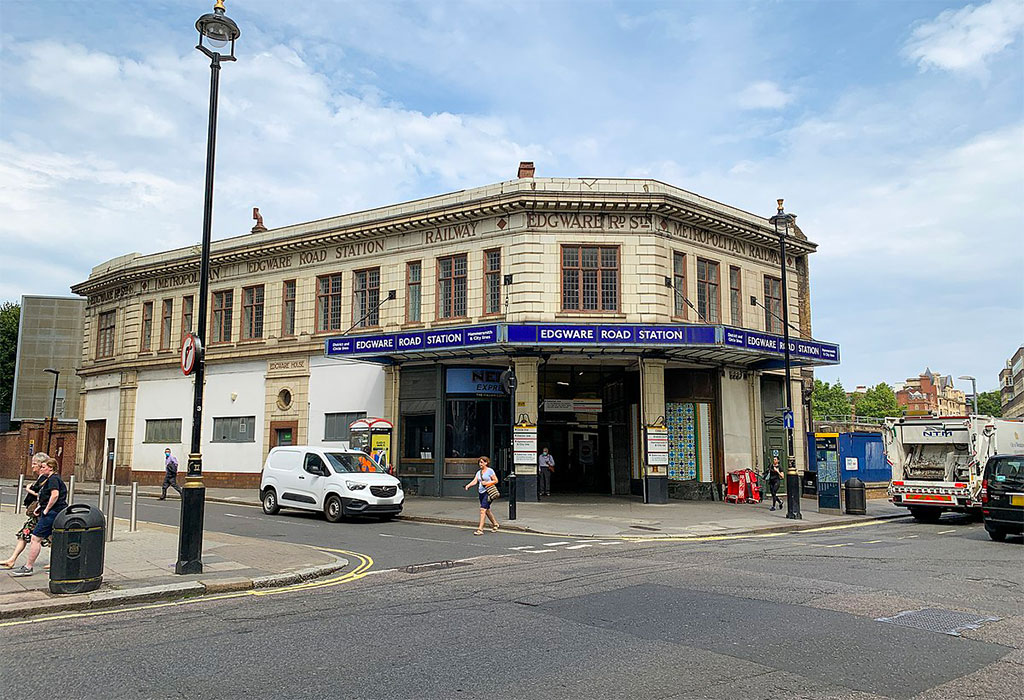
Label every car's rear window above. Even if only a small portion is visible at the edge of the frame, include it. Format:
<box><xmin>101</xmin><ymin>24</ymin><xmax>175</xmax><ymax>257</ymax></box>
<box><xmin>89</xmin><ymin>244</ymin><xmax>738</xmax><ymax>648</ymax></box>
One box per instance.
<box><xmin>989</xmin><ymin>457</ymin><xmax>1024</xmax><ymax>482</ymax></box>
<box><xmin>325</xmin><ymin>452</ymin><xmax>386</xmax><ymax>474</ymax></box>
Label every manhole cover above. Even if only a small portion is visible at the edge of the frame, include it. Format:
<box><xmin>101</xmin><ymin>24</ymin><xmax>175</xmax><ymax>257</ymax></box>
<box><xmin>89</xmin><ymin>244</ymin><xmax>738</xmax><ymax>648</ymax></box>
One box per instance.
<box><xmin>876</xmin><ymin>608</ymin><xmax>1000</xmax><ymax>636</ymax></box>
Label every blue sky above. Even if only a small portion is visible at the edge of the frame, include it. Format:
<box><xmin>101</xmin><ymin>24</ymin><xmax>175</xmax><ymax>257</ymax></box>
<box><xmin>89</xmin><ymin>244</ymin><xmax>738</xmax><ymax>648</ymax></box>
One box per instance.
<box><xmin>1</xmin><ymin>0</ymin><xmax>1021</xmax><ymax>392</ymax></box>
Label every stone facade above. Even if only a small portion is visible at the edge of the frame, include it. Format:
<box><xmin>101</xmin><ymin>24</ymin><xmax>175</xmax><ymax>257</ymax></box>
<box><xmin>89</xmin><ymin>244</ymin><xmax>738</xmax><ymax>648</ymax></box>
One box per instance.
<box><xmin>70</xmin><ymin>172</ymin><xmax>833</xmax><ymax>492</ymax></box>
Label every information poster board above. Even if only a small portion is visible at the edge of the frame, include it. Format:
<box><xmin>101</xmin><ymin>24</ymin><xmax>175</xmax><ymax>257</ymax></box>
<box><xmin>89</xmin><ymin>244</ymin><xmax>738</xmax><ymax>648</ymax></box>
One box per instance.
<box><xmin>645</xmin><ymin>425</ymin><xmax>669</xmax><ymax>475</ymax></box>
<box><xmin>815</xmin><ymin>433</ymin><xmax>840</xmax><ymax>512</ymax></box>
<box><xmin>514</xmin><ymin>423</ymin><xmax>538</xmax><ymax>473</ymax></box>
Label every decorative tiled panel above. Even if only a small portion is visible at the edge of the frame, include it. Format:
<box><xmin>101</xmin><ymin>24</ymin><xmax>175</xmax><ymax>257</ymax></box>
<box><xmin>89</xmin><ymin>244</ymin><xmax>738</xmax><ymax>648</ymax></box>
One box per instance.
<box><xmin>667</xmin><ymin>402</ymin><xmax>697</xmax><ymax>480</ymax></box>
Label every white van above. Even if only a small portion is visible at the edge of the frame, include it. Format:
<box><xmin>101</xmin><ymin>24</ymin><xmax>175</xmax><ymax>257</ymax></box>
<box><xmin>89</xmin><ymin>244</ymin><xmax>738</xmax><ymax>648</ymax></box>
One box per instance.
<box><xmin>259</xmin><ymin>446</ymin><xmax>403</xmax><ymax>522</ymax></box>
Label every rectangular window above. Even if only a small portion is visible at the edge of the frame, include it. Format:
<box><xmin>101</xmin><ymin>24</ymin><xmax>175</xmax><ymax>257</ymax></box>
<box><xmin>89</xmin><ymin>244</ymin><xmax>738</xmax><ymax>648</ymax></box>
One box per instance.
<box><xmin>729</xmin><ymin>266</ymin><xmax>742</xmax><ymax>326</ymax></box>
<box><xmin>437</xmin><ymin>254</ymin><xmax>468</xmax><ymax>319</ymax></box>
<box><xmin>324</xmin><ymin>411</ymin><xmax>367</xmax><ymax>442</ymax></box>
<box><xmin>140</xmin><ymin>302</ymin><xmax>153</xmax><ymax>351</ymax></box>
<box><xmin>406</xmin><ymin>261</ymin><xmax>422</xmax><ymax>322</ymax></box>
<box><xmin>673</xmin><ymin>252</ymin><xmax>686</xmax><ymax>317</ymax></box>
<box><xmin>144</xmin><ymin>418</ymin><xmax>182</xmax><ymax>443</ymax></box>
<box><xmin>696</xmin><ymin>258</ymin><xmax>720</xmax><ymax>323</ymax></box>
<box><xmin>211</xmin><ymin>290</ymin><xmax>234</xmax><ymax>343</ymax></box>
<box><xmin>242</xmin><ymin>285</ymin><xmax>265</xmax><ymax>339</ymax></box>
<box><xmin>160</xmin><ymin>299</ymin><xmax>173</xmax><ymax>350</ymax></box>
<box><xmin>97</xmin><ymin>310</ymin><xmax>116</xmax><ymax>358</ymax></box>
<box><xmin>764</xmin><ymin>276</ymin><xmax>783</xmax><ymax>334</ymax></box>
<box><xmin>316</xmin><ymin>273</ymin><xmax>344</xmax><ymax>332</ymax></box>
<box><xmin>484</xmin><ymin>248</ymin><xmax>501</xmax><ymax>314</ymax></box>
<box><xmin>281</xmin><ymin>280</ymin><xmax>296</xmax><ymax>336</ymax></box>
<box><xmin>561</xmin><ymin>245</ymin><xmax>619</xmax><ymax>311</ymax></box>
<box><xmin>211</xmin><ymin>416</ymin><xmax>256</xmax><ymax>443</ymax></box>
<box><xmin>353</xmin><ymin>268</ymin><xmax>381</xmax><ymax>328</ymax></box>
<box><xmin>181</xmin><ymin>295</ymin><xmax>194</xmax><ymax>340</ymax></box>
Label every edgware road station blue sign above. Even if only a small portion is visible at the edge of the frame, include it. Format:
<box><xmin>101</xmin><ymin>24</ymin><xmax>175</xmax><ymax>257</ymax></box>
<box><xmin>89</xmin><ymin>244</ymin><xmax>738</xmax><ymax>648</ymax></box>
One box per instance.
<box><xmin>325</xmin><ymin>323</ymin><xmax>840</xmax><ymax>367</ymax></box>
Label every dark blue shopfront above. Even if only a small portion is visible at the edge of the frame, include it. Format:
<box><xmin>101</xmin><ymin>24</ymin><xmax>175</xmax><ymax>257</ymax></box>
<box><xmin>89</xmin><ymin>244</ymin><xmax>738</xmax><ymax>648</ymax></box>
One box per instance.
<box><xmin>326</xmin><ymin>322</ymin><xmax>840</xmax><ymax>499</ymax></box>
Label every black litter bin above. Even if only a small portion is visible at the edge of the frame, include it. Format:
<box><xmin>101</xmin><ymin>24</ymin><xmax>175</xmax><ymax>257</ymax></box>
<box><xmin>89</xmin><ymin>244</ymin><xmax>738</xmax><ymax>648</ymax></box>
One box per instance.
<box><xmin>49</xmin><ymin>504</ymin><xmax>106</xmax><ymax>594</ymax></box>
<box><xmin>844</xmin><ymin>477</ymin><xmax>867</xmax><ymax>515</ymax></box>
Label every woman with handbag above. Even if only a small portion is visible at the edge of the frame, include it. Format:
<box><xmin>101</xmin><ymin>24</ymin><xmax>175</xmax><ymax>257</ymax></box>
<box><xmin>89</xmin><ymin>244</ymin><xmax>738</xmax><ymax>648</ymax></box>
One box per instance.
<box><xmin>464</xmin><ymin>456</ymin><xmax>500</xmax><ymax>535</ymax></box>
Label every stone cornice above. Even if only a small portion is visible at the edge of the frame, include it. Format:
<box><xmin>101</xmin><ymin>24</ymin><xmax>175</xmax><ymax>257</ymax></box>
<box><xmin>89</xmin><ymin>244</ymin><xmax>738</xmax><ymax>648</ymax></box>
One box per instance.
<box><xmin>71</xmin><ymin>179</ymin><xmax>817</xmax><ymax>297</ymax></box>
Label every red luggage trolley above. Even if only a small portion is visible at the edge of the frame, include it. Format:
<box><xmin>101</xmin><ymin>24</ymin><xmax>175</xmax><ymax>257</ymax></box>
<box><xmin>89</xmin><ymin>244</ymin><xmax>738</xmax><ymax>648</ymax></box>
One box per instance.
<box><xmin>725</xmin><ymin>471</ymin><xmax>747</xmax><ymax>503</ymax></box>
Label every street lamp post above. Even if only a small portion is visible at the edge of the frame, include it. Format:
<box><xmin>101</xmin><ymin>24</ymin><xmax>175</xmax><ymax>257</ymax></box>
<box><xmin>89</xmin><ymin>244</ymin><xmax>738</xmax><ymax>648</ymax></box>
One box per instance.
<box><xmin>769</xmin><ymin>199</ymin><xmax>801</xmax><ymax>520</ymax></box>
<box><xmin>177</xmin><ymin>0</ymin><xmax>240</xmax><ymax>575</ymax></box>
<box><xmin>43</xmin><ymin>368</ymin><xmax>59</xmax><ymax>455</ymax></box>
<box><xmin>957</xmin><ymin>375</ymin><xmax>978</xmax><ymax>415</ymax></box>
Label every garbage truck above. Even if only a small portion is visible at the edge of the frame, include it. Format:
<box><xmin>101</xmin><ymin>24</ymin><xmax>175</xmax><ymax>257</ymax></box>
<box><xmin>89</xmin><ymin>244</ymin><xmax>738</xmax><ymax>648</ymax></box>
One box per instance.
<box><xmin>885</xmin><ymin>416</ymin><xmax>1024</xmax><ymax>522</ymax></box>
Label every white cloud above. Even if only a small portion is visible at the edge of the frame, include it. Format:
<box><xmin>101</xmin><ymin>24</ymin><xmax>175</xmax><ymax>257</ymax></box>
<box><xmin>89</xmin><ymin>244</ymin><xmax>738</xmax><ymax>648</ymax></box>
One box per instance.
<box><xmin>736</xmin><ymin>81</ymin><xmax>794</xmax><ymax>110</ymax></box>
<box><xmin>904</xmin><ymin>0</ymin><xmax>1024</xmax><ymax>73</ymax></box>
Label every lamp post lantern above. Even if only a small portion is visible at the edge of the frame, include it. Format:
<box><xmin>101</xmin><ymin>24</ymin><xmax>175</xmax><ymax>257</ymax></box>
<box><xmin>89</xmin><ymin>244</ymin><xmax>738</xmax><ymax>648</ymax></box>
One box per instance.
<box><xmin>43</xmin><ymin>368</ymin><xmax>60</xmax><ymax>455</ymax></box>
<box><xmin>957</xmin><ymin>375</ymin><xmax>978</xmax><ymax>415</ymax></box>
<box><xmin>769</xmin><ymin>199</ymin><xmax>801</xmax><ymax>520</ymax></box>
<box><xmin>177</xmin><ymin>0</ymin><xmax>240</xmax><ymax>575</ymax></box>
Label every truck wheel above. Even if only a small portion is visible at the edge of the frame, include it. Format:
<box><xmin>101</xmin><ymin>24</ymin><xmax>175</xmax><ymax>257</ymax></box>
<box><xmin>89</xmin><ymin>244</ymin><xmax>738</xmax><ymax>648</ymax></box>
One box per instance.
<box><xmin>324</xmin><ymin>494</ymin><xmax>345</xmax><ymax>523</ymax></box>
<box><xmin>261</xmin><ymin>488</ymin><xmax>280</xmax><ymax>515</ymax></box>
<box><xmin>909</xmin><ymin>507</ymin><xmax>941</xmax><ymax>523</ymax></box>
<box><xmin>987</xmin><ymin>528</ymin><xmax>1007</xmax><ymax>542</ymax></box>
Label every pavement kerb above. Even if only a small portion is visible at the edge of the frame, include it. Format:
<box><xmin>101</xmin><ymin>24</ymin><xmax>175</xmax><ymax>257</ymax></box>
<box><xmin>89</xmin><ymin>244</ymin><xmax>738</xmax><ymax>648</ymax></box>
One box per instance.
<box><xmin>0</xmin><ymin>554</ymin><xmax>349</xmax><ymax>621</ymax></box>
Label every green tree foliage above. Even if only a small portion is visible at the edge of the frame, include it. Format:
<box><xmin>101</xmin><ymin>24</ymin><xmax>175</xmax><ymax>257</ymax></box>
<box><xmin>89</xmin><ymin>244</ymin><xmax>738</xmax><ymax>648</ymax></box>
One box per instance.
<box><xmin>0</xmin><ymin>301</ymin><xmax>19</xmax><ymax>413</ymax></box>
<box><xmin>976</xmin><ymin>390</ymin><xmax>1002</xmax><ymax>417</ymax></box>
<box><xmin>852</xmin><ymin>382</ymin><xmax>903</xmax><ymax>419</ymax></box>
<box><xmin>812</xmin><ymin>379</ymin><xmax>852</xmax><ymax>420</ymax></box>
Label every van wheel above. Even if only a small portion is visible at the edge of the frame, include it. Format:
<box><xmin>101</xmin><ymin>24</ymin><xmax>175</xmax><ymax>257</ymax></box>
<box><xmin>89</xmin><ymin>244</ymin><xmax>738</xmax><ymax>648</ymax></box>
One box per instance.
<box><xmin>910</xmin><ymin>507</ymin><xmax>941</xmax><ymax>523</ymax></box>
<box><xmin>261</xmin><ymin>489</ymin><xmax>280</xmax><ymax>515</ymax></box>
<box><xmin>325</xmin><ymin>495</ymin><xmax>344</xmax><ymax>523</ymax></box>
<box><xmin>987</xmin><ymin>528</ymin><xmax>1007</xmax><ymax>542</ymax></box>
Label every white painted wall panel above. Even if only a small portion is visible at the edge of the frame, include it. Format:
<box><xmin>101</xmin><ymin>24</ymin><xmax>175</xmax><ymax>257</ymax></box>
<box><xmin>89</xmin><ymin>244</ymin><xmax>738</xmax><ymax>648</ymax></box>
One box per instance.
<box><xmin>308</xmin><ymin>358</ymin><xmax>385</xmax><ymax>446</ymax></box>
<box><xmin>133</xmin><ymin>370</ymin><xmax>194</xmax><ymax>473</ymax></box>
<box><xmin>203</xmin><ymin>361</ymin><xmax>266</xmax><ymax>473</ymax></box>
<box><xmin>84</xmin><ymin>386</ymin><xmax>120</xmax><ymax>441</ymax></box>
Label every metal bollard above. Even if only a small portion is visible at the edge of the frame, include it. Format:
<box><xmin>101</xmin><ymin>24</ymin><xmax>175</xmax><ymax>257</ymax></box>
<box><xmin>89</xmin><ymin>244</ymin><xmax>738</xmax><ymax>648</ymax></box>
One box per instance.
<box><xmin>68</xmin><ymin>475</ymin><xmax>76</xmax><ymax>505</ymax></box>
<box><xmin>98</xmin><ymin>474</ymin><xmax>106</xmax><ymax>510</ymax></box>
<box><xmin>15</xmin><ymin>475</ymin><xmax>25</xmax><ymax>515</ymax></box>
<box><xmin>130</xmin><ymin>482</ymin><xmax>138</xmax><ymax>532</ymax></box>
<box><xmin>105</xmin><ymin>483</ymin><xmax>116</xmax><ymax>542</ymax></box>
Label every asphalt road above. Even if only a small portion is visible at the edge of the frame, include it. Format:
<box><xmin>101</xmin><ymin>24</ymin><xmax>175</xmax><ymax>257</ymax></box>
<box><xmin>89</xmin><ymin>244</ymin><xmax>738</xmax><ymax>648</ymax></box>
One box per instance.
<box><xmin>2</xmin><ymin>498</ymin><xmax>1021</xmax><ymax>699</ymax></box>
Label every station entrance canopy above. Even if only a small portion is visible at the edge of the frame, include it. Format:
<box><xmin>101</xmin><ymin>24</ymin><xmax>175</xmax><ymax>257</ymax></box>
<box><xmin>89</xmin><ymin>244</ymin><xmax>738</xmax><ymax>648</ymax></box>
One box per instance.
<box><xmin>324</xmin><ymin>323</ymin><xmax>839</xmax><ymax>369</ymax></box>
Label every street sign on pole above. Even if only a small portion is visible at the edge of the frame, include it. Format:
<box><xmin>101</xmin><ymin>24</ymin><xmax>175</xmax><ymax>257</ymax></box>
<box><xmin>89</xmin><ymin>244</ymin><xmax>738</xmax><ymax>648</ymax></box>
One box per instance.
<box><xmin>181</xmin><ymin>333</ymin><xmax>201</xmax><ymax>376</ymax></box>
<box><xmin>782</xmin><ymin>409</ymin><xmax>794</xmax><ymax>430</ymax></box>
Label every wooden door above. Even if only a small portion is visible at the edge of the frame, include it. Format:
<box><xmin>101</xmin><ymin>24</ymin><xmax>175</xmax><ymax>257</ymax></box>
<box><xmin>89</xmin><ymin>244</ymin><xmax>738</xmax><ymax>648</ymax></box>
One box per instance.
<box><xmin>84</xmin><ymin>420</ymin><xmax>105</xmax><ymax>481</ymax></box>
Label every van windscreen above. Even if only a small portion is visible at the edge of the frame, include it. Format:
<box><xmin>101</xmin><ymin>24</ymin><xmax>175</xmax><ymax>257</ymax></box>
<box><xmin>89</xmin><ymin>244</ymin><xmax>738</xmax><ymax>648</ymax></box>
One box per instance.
<box><xmin>325</xmin><ymin>452</ymin><xmax>385</xmax><ymax>474</ymax></box>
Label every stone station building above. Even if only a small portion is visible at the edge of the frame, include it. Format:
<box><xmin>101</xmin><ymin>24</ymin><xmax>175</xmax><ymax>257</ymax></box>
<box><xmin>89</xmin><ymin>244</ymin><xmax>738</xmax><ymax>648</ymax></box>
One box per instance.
<box><xmin>71</xmin><ymin>166</ymin><xmax>839</xmax><ymax>500</ymax></box>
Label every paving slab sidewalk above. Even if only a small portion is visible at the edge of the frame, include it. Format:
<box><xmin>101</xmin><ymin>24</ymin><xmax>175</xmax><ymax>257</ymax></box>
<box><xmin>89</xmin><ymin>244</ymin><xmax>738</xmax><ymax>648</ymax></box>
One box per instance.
<box><xmin>0</xmin><ymin>509</ymin><xmax>346</xmax><ymax>621</ymax></box>
<box><xmin>6</xmin><ymin>479</ymin><xmax>908</xmax><ymax>538</ymax></box>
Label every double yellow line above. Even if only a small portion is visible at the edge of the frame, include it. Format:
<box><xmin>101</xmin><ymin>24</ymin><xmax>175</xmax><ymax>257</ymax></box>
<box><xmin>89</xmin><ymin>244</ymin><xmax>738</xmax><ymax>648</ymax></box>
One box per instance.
<box><xmin>0</xmin><ymin>547</ymin><xmax>374</xmax><ymax>629</ymax></box>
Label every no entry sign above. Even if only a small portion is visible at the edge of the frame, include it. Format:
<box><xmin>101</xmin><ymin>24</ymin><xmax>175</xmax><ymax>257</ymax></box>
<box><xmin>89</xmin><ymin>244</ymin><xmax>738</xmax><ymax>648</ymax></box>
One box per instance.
<box><xmin>181</xmin><ymin>333</ymin><xmax>201</xmax><ymax>375</ymax></box>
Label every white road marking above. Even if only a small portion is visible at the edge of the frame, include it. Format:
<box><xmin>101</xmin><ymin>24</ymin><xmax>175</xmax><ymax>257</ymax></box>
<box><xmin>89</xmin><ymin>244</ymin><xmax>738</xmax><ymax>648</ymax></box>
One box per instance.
<box><xmin>524</xmin><ymin>549</ymin><xmax>556</xmax><ymax>553</ymax></box>
<box><xmin>566</xmin><ymin>544</ymin><xmax>592</xmax><ymax>550</ymax></box>
<box><xmin>865</xmin><ymin>540</ymin><xmax>883</xmax><ymax>544</ymax></box>
<box><xmin>597</xmin><ymin>541</ymin><xmax>622</xmax><ymax>545</ymax></box>
<box><xmin>379</xmin><ymin>533</ymin><xmax>461</xmax><ymax>544</ymax></box>
<box><xmin>544</xmin><ymin>541</ymin><xmax>571</xmax><ymax>546</ymax></box>
<box><xmin>937</xmin><ymin>529</ymin><xmax>956</xmax><ymax>534</ymax></box>
<box><xmin>509</xmin><ymin>546</ymin><xmax>536</xmax><ymax>550</ymax></box>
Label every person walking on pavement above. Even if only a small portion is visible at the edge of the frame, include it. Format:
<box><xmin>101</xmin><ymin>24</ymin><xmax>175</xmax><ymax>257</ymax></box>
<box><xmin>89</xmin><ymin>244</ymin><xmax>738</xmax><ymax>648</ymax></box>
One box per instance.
<box><xmin>160</xmin><ymin>447</ymin><xmax>182</xmax><ymax>499</ymax></box>
<box><xmin>538</xmin><ymin>446</ymin><xmax>555</xmax><ymax>497</ymax></box>
<box><xmin>0</xmin><ymin>454</ymin><xmax>48</xmax><ymax>570</ymax></box>
<box><xmin>10</xmin><ymin>454</ymin><xmax>68</xmax><ymax>577</ymax></box>
<box><xmin>464</xmin><ymin>456</ymin><xmax>500</xmax><ymax>536</ymax></box>
<box><xmin>768</xmin><ymin>456</ymin><xmax>784</xmax><ymax>511</ymax></box>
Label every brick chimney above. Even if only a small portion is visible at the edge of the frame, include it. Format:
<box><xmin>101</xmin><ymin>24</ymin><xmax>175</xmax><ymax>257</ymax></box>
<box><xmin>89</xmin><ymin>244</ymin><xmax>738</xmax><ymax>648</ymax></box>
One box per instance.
<box><xmin>517</xmin><ymin>161</ymin><xmax>535</xmax><ymax>179</ymax></box>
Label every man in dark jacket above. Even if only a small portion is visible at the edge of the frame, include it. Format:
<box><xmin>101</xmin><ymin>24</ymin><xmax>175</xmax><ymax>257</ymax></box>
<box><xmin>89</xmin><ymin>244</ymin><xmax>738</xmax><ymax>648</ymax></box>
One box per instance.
<box><xmin>160</xmin><ymin>448</ymin><xmax>183</xmax><ymax>499</ymax></box>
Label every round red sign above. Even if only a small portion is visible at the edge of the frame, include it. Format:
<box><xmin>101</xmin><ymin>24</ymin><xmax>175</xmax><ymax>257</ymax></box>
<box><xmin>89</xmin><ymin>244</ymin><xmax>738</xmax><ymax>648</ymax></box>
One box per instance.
<box><xmin>181</xmin><ymin>334</ymin><xmax>200</xmax><ymax>375</ymax></box>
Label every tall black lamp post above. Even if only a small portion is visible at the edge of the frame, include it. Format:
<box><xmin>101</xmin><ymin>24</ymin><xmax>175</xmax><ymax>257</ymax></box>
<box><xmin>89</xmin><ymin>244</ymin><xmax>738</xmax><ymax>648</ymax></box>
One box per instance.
<box><xmin>44</xmin><ymin>368</ymin><xmax>60</xmax><ymax>454</ymax></box>
<box><xmin>177</xmin><ymin>0</ymin><xmax>240</xmax><ymax>575</ymax></box>
<box><xmin>769</xmin><ymin>199</ymin><xmax>801</xmax><ymax>520</ymax></box>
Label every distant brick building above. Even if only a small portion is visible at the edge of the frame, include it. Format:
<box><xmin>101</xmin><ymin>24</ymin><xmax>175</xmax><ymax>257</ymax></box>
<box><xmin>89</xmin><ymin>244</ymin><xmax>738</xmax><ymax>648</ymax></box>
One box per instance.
<box><xmin>895</xmin><ymin>369</ymin><xmax>967</xmax><ymax>416</ymax></box>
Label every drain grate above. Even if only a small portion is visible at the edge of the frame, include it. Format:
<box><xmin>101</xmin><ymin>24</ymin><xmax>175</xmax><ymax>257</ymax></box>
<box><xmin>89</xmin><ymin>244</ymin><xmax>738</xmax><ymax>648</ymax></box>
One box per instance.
<box><xmin>876</xmin><ymin>608</ymin><xmax>1001</xmax><ymax>636</ymax></box>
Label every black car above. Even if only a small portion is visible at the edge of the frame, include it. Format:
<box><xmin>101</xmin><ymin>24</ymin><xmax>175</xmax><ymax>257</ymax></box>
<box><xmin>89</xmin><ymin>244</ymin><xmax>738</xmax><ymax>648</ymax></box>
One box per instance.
<box><xmin>981</xmin><ymin>454</ymin><xmax>1024</xmax><ymax>542</ymax></box>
